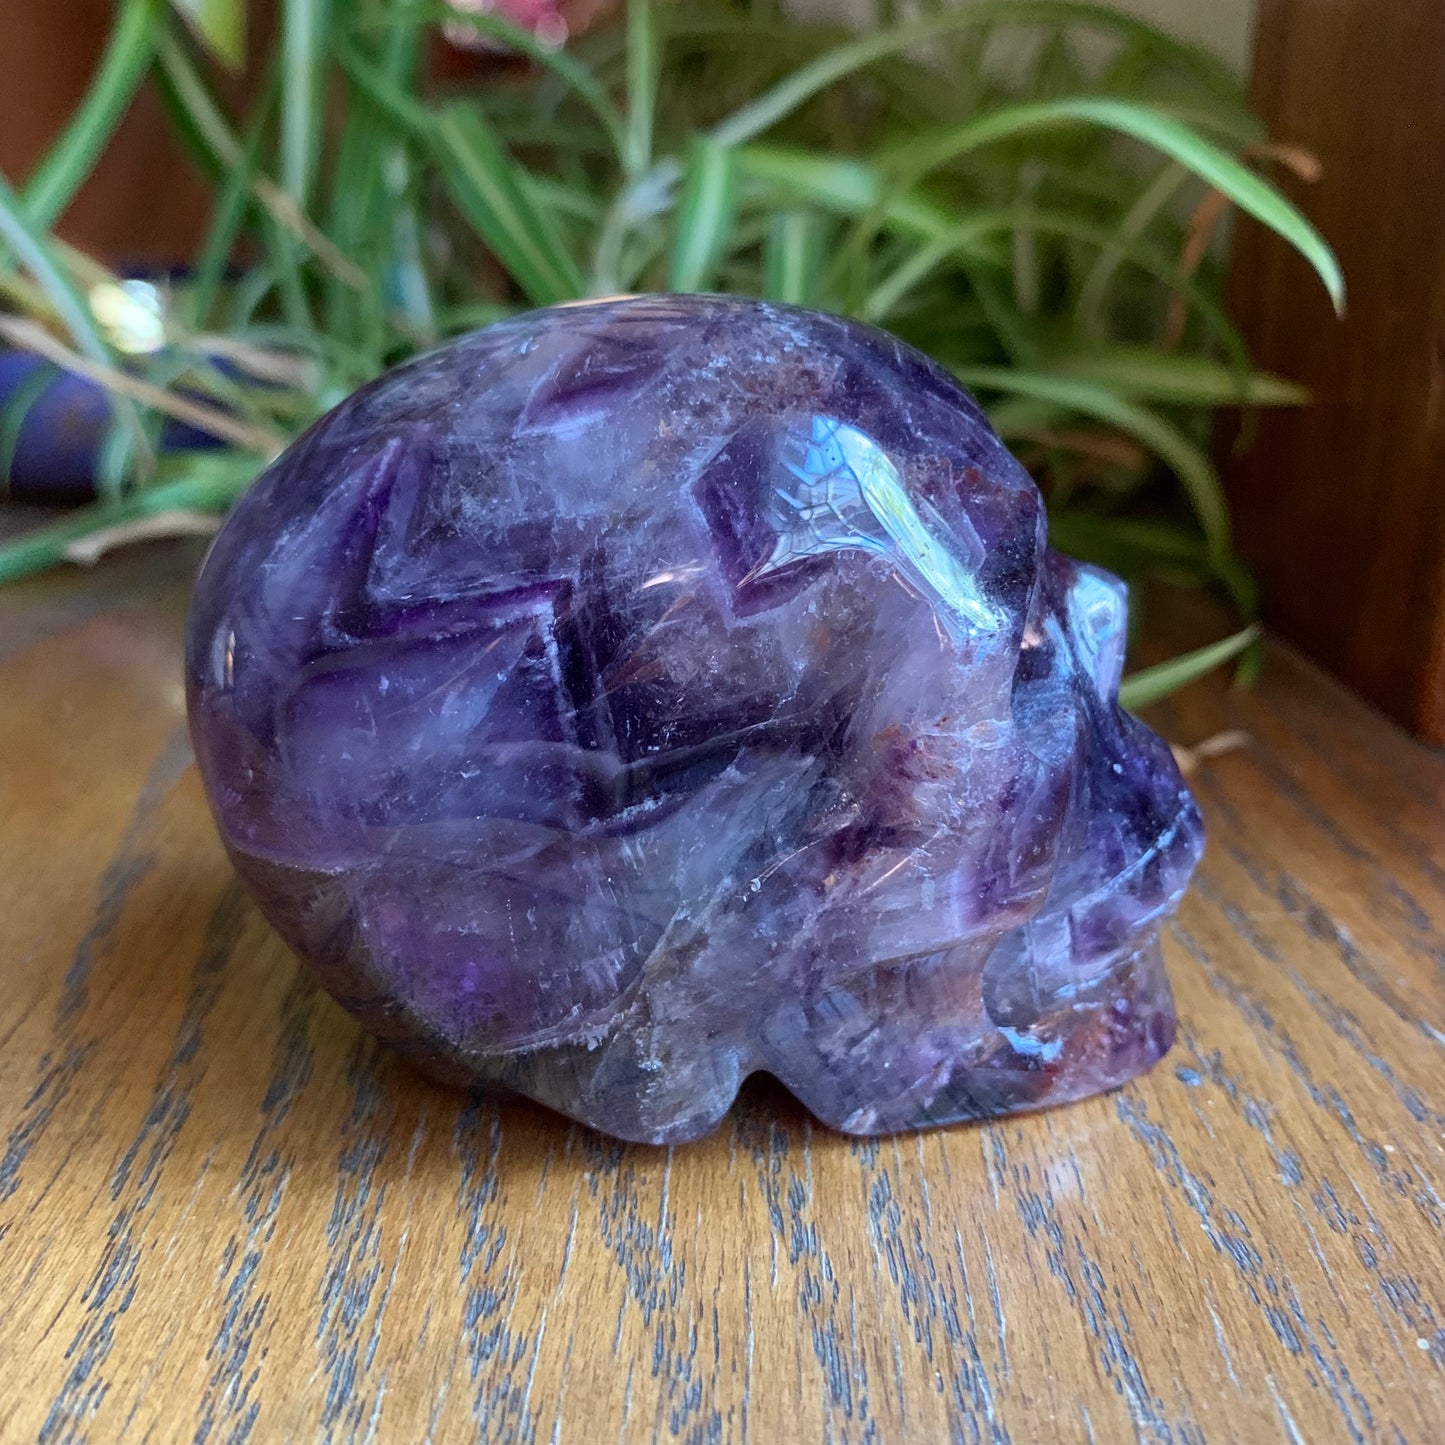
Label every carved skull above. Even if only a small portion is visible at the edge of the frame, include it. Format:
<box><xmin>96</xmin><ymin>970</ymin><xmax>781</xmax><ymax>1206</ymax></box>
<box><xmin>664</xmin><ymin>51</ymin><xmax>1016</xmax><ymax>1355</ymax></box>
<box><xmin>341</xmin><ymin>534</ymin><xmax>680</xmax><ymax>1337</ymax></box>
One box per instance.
<box><xmin>187</xmin><ymin>295</ymin><xmax>1202</xmax><ymax>1143</ymax></box>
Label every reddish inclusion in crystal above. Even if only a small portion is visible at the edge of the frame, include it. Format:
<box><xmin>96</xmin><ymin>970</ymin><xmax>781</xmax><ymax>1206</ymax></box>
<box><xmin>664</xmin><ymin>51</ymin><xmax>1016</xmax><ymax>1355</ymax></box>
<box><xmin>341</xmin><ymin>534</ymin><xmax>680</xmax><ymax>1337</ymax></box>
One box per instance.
<box><xmin>186</xmin><ymin>295</ymin><xmax>1201</xmax><ymax>1143</ymax></box>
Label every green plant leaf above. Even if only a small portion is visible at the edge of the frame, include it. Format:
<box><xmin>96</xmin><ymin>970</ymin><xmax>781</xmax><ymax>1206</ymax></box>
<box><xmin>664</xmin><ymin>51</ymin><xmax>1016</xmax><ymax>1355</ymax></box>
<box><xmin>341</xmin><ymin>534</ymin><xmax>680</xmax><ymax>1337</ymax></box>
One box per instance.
<box><xmin>0</xmin><ymin>360</ymin><xmax>59</xmax><ymax>490</ymax></box>
<box><xmin>170</xmin><ymin>0</ymin><xmax>246</xmax><ymax>70</ymax></box>
<box><xmin>281</xmin><ymin>0</ymin><xmax>332</xmax><ymax>209</ymax></box>
<box><xmin>161</xmin><ymin>41</ymin><xmax>314</xmax><ymax>329</ymax></box>
<box><xmin>434</xmin><ymin>105</ymin><xmax>584</xmax><ymax>305</ymax></box>
<box><xmin>710</xmin><ymin>0</ymin><xmax>1243</xmax><ymax>147</ymax></box>
<box><xmin>864</xmin><ymin>208</ymin><xmax>1250</xmax><ymax>379</ymax></box>
<box><xmin>434</xmin><ymin>302</ymin><xmax>519</xmax><ymax>336</ymax></box>
<box><xmin>763</xmin><ymin>210</ymin><xmax>827</xmax><ymax>305</ymax></box>
<box><xmin>960</xmin><ymin>266</ymin><xmax>1047</xmax><ymax>366</ymax></box>
<box><xmin>1051</xmin><ymin>347</ymin><xmax>1309</xmax><ymax>406</ymax></box>
<box><xmin>741</xmin><ymin>147</ymin><xmax>878</xmax><ymax>210</ymax></box>
<box><xmin>891</xmin><ymin>97</ymin><xmax>1344</xmax><ymax>314</ymax></box>
<box><xmin>861</xmin><ymin>219</ymin><xmax>1002</xmax><ymax>321</ymax></box>
<box><xmin>1119</xmin><ymin>624</ymin><xmax>1260</xmax><ymax>709</ymax></box>
<box><xmin>1045</xmin><ymin>509</ymin><xmax>1210</xmax><ymax>578</ymax></box>
<box><xmin>21</xmin><ymin>0</ymin><xmax>159</xmax><ymax>230</ymax></box>
<box><xmin>334</xmin><ymin>38</ymin><xmax>434</xmax><ymax>134</ymax></box>
<box><xmin>0</xmin><ymin>453</ymin><xmax>261</xmax><ymax>585</ymax></box>
<box><xmin>1076</xmin><ymin>159</ymin><xmax>1188</xmax><ymax>336</ymax></box>
<box><xmin>151</xmin><ymin>47</ymin><xmax>227</xmax><ymax>185</ymax></box>
<box><xmin>328</xmin><ymin>7</ymin><xmax>433</xmax><ymax>345</ymax></box>
<box><xmin>863</xmin><ymin>205</ymin><xmax>1218</xmax><ymax>325</ymax></box>
<box><xmin>626</xmin><ymin>0</ymin><xmax>659</xmax><ymax>178</ymax></box>
<box><xmin>529</xmin><ymin>177</ymin><xmax>604</xmax><ymax>223</ymax></box>
<box><xmin>0</xmin><ymin>170</ymin><xmax>149</xmax><ymax>490</ymax></box>
<box><xmin>190</xmin><ymin>65</ymin><xmax>277</xmax><ymax>329</ymax></box>
<box><xmin>668</xmin><ymin>136</ymin><xmax>739</xmax><ymax>292</ymax></box>
<box><xmin>954</xmin><ymin>364</ymin><xmax>1232</xmax><ymax>562</ymax></box>
<box><xmin>738</xmin><ymin>146</ymin><xmax>954</xmax><ymax>241</ymax></box>
<box><xmin>153</xmin><ymin>27</ymin><xmax>246</xmax><ymax>169</ymax></box>
<box><xmin>358</xmin><ymin>4</ymin><xmax>628</xmax><ymax>159</ymax></box>
<box><xmin>0</xmin><ymin>311</ymin><xmax>285</xmax><ymax>455</ymax></box>
<box><xmin>156</xmin><ymin>29</ymin><xmax>362</xmax><ymax>313</ymax></box>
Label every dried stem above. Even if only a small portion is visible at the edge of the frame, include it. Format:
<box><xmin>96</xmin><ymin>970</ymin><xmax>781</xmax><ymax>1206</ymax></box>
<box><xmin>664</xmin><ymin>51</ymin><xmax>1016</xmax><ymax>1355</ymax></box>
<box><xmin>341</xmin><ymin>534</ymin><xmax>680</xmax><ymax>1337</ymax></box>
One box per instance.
<box><xmin>0</xmin><ymin>314</ymin><xmax>288</xmax><ymax>458</ymax></box>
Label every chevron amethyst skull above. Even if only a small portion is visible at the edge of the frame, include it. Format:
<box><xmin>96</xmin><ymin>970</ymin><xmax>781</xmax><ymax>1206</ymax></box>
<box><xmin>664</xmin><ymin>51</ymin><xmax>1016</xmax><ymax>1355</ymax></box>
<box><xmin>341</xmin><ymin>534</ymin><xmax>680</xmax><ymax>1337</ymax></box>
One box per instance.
<box><xmin>186</xmin><ymin>295</ymin><xmax>1202</xmax><ymax>1143</ymax></box>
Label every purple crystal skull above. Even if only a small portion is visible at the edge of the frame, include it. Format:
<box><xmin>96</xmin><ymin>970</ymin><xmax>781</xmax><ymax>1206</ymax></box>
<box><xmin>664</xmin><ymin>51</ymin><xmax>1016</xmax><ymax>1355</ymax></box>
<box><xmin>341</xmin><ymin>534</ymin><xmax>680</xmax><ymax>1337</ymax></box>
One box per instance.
<box><xmin>186</xmin><ymin>295</ymin><xmax>1202</xmax><ymax>1143</ymax></box>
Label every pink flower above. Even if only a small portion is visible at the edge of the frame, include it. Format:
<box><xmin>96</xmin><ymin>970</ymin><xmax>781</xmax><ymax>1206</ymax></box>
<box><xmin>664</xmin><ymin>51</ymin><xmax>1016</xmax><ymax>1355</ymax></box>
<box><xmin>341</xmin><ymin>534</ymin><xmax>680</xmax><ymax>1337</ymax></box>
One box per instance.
<box><xmin>445</xmin><ymin>0</ymin><xmax>571</xmax><ymax>48</ymax></box>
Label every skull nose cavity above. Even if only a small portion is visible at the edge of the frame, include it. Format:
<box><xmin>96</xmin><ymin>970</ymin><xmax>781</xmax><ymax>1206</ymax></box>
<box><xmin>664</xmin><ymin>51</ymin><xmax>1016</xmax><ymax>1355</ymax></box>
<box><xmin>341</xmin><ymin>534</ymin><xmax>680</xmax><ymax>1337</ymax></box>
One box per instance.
<box><xmin>1065</xmin><ymin>563</ymin><xmax>1128</xmax><ymax>699</ymax></box>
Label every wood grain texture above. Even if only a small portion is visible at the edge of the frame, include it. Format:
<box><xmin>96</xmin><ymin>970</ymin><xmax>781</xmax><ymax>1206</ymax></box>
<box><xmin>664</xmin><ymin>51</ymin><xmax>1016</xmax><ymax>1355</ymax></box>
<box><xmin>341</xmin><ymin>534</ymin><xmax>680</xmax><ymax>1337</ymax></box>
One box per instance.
<box><xmin>2</xmin><ymin>545</ymin><xmax>1444</xmax><ymax>1444</ymax></box>
<box><xmin>1224</xmin><ymin>0</ymin><xmax>1445</xmax><ymax>742</ymax></box>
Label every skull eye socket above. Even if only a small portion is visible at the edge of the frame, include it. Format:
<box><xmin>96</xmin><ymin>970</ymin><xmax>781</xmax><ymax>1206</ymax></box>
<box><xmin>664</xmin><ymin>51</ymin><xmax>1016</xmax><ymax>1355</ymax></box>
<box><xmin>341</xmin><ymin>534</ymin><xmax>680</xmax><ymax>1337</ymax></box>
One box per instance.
<box><xmin>1075</xmin><ymin>586</ymin><xmax>1120</xmax><ymax>658</ymax></box>
<box><xmin>1014</xmin><ymin>613</ymin><xmax>1058</xmax><ymax>685</ymax></box>
<box><xmin>1065</xmin><ymin>565</ymin><xmax>1128</xmax><ymax>698</ymax></box>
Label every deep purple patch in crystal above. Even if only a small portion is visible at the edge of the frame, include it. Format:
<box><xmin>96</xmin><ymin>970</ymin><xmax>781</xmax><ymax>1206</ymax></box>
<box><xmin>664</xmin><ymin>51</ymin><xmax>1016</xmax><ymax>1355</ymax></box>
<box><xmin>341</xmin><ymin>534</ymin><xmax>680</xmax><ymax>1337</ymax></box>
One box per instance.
<box><xmin>186</xmin><ymin>295</ymin><xmax>1202</xmax><ymax>1142</ymax></box>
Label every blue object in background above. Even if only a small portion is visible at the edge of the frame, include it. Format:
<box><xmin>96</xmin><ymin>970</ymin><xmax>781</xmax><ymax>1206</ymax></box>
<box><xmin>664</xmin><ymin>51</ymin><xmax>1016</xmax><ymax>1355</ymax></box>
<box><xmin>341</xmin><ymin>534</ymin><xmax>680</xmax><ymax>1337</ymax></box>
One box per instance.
<box><xmin>0</xmin><ymin>350</ymin><xmax>222</xmax><ymax>504</ymax></box>
<box><xmin>0</xmin><ymin>353</ymin><xmax>114</xmax><ymax>504</ymax></box>
<box><xmin>1</xmin><ymin>272</ymin><xmax>232</xmax><ymax>503</ymax></box>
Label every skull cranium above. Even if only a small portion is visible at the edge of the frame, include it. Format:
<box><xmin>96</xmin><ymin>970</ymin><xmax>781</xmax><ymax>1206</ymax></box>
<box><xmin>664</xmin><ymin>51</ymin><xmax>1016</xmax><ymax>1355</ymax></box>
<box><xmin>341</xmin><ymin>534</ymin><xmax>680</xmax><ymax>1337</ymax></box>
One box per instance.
<box><xmin>187</xmin><ymin>295</ymin><xmax>1202</xmax><ymax>1142</ymax></box>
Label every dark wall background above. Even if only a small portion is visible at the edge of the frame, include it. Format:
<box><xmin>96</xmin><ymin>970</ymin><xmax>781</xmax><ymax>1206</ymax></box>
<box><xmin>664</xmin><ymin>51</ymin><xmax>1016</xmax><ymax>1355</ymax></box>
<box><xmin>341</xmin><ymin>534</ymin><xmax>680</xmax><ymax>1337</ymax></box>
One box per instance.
<box><xmin>0</xmin><ymin>2</ymin><xmax>212</xmax><ymax>263</ymax></box>
<box><xmin>1225</xmin><ymin>0</ymin><xmax>1445</xmax><ymax>741</ymax></box>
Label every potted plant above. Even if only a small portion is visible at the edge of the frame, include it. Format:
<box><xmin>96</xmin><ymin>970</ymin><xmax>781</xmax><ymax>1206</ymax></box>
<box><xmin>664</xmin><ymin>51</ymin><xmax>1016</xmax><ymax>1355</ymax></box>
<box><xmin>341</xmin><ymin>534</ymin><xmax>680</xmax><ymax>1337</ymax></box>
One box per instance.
<box><xmin>0</xmin><ymin>0</ymin><xmax>1340</xmax><ymax>701</ymax></box>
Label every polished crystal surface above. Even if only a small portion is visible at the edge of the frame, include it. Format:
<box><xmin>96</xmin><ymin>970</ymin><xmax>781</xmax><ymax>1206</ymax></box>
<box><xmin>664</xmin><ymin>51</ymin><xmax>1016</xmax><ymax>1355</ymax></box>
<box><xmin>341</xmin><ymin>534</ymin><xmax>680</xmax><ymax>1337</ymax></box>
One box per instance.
<box><xmin>186</xmin><ymin>295</ymin><xmax>1202</xmax><ymax>1143</ymax></box>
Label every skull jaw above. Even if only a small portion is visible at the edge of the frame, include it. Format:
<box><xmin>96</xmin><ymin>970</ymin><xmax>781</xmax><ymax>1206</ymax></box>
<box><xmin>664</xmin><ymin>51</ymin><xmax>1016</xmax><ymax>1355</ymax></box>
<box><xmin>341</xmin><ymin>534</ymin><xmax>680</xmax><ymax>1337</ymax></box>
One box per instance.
<box><xmin>284</xmin><ymin>930</ymin><xmax>1177</xmax><ymax>1145</ymax></box>
<box><xmin>781</xmin><ymin>936</ymin><xmax>1179</xmax><ymax>1138</ymax></box>
<box><xmin>229</xmin><ymin>859</ymin><xmax>1186</xmax><ymax>1146</ymax></box>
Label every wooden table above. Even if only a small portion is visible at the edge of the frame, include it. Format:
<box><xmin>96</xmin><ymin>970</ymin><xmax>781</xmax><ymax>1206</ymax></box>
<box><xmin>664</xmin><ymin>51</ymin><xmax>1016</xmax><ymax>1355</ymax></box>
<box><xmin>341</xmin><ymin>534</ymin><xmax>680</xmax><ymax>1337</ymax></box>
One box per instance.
<box><xmin>2</xmin><ymin>544</ymin><xmax>1443</xmax><ymax>1444</ymax></box>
